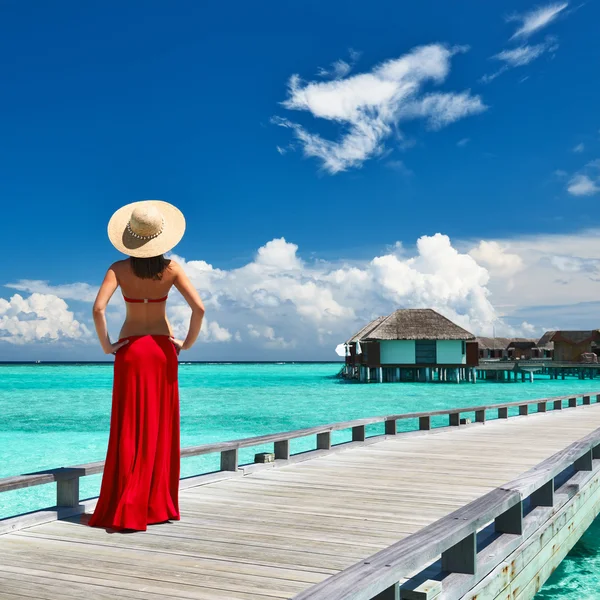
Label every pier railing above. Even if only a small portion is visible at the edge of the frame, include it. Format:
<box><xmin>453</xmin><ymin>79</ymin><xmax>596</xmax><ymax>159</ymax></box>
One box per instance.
<box><xmin>1</xmin><ymin>391</ymin><xmax>600</xmax><ymax>530</ymax></box>
<box><xmin>293</xmin><ymin>416</ymin><xmax>600</xmax><ymax>600</ymax></box>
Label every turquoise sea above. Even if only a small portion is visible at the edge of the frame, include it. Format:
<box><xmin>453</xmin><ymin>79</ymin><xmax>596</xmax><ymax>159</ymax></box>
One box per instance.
<box><xmin>2</xmin><ymin>362</ymin><xmax>599</xmax><ymax>598</ymax></box>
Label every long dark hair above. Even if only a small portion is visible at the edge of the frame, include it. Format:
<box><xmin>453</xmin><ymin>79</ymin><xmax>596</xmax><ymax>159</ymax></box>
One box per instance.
<box><xmin>129</xmin><ymin>255</ymin><xmax>171</xmax><ymax>280</ymax></box>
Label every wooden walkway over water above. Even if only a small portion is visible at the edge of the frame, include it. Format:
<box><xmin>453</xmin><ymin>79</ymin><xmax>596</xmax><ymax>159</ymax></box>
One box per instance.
<box><xmin>3</xmin><ymin>393</ymin><xmax>600</xmax><ymax>599</ymax></box>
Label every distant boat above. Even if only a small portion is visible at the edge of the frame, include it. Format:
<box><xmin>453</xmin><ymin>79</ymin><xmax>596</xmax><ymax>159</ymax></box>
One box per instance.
<box><xmin>35</xmin><ymin>360</ymin><xmax>41</xmax><ymax>364</ymax></box>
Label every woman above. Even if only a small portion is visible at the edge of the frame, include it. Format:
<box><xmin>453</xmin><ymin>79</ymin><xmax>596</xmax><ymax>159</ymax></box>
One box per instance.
<box><xmin>88</xmin><ymin>200</ymin><xmax>205</xmax><ymax>532</ymax></box>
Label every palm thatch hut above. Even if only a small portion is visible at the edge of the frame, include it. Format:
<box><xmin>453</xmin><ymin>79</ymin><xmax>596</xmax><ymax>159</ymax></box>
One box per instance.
<box><xmin>343</xmin><ymin>309</ymin><xmax>478</xmax><ymax>383</ymax></box>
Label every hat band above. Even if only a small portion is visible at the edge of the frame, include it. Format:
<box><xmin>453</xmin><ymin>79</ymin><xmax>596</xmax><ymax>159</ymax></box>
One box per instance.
<box><xmin>126</xmin><ymin>218</ymin><xmax>165</xmax><ymax>240</ymax></box>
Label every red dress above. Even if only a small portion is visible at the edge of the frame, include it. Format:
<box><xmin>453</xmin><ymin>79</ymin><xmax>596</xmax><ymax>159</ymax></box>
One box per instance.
<box><xmin>89</xmin><ymin>335</ymin><xmax>180</xmax><ymax>531</ymax></box>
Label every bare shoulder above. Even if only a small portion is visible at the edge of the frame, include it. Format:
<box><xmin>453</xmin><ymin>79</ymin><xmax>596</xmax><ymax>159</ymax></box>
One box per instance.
<box><xmin>167</xmin><ymin>259</ymin><xmax>182</xmax><ymax>276</ymax></box>
<box><xmin>109</xmin><ymin>259</ymin><xmax>130</xmax><ymax>273</ymax></box>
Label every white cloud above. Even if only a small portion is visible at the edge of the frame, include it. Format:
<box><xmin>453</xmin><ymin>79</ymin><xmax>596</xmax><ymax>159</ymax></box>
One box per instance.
<box><xmin>0</xmin><ymin>293</ymin><xmax>90</xmax><ymax>345</ymax></box>
<box><xmin>567</xmin><ymin>174</ymin><xmax>600</xmax><ymax>196</ymax></box>
<box><xmin>318</xmin><ymin>60</ymin><xmax>352</xmax><ymax>80</ymax></box>
<box><xmin>572</xmin><ymin>143</ymin><xmax>585</xmax><ymax>153</ymax></box>
<box><xmin>469</xmin><ymin>241</ymin><xmax>525</xmax><ymax>277</ymax></box>
<box><xmin>482</xmin><ymin>38</ymin><xmax>558</xmax><ymax>83</ymax></box>
<box><xmin>274</xmin><ymin>44</ymin><xmax>486</xmax><ymax>173</ymax></box>
<box><xmin>11</xmin><ymin>229</ymin><xmax>600</xmax><ymax>355</ymax></box>
<box><xmin>5</xmin><ymin>280</ymin><xmax>98</xmax><ymax>302</ymax></box>
<box><xmin>508</xmin><ymin>2</ymin><xmax>568</xmax><ymax>40</ymax></box>
<box><xmin>495</xmin><ymin>43</ymin><xmax>550</xmax><ymax>66</ymax></box>
<box><xmin>457</xmin><ymin>138</ymin><xmax>470</xmax><ymax>147</ymax></box>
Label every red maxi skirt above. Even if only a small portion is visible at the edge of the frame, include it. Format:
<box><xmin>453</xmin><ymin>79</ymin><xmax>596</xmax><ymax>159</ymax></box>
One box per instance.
<box><xmin>89</xmin><ymin>335</ymin><xmax>180</xmax><ymax>531</ymax></box>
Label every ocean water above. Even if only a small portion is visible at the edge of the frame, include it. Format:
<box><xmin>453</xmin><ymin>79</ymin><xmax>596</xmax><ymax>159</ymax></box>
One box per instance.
<box><xmin>2</xmin><ymin>362</ymin><xmax>599</xmax><ymax>598</ymax></box>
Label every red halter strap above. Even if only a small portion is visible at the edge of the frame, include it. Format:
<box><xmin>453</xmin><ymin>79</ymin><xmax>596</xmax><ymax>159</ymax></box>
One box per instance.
<box><xmin>122</xmin><ymin>295</ymin><xmax>168</xmax><ymax>304</ymax></box>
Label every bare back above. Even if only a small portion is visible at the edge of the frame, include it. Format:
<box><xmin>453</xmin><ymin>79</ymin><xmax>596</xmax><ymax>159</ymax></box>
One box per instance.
<box><xmin>113</xmin><ymin>259</ymin><xmax>177</xmax><ymax>339</ymax></box>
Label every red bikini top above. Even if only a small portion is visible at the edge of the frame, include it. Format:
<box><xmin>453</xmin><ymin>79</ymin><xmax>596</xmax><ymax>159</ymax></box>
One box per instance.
<box><xmin>123</xmin><ymin>294</ymin><xmax>168</xmax><ymax>304</ymax></box>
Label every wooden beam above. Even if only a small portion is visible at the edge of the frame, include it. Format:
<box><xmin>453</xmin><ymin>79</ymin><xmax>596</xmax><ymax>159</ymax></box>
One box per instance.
<box><xmin>385</xmin><ymin>419</ymin><xmax>397</xmax><ymax>435</ymax></box>
<box><xmin>495</xmin><ymin>501</ymin><xmax>523</xmax><ymax>535</ymax></box>
<box><xmin>441</xmin><ymin>532</ymin><xmax>476</xmax><ymax>575</ymax></box>
<box><xmin>317</xmin><ymin>431</ymin><xmax>331</xmax><ymax>450</ymax></box>
<box><xmin>56</xmin><ymin>478</ymin><xmax>79</xmax><ymax>508</ymax></box>
<box><xmin>531</xmin><ymin>479</ymin><xmax>554</xmax><ymax>507</ymax></box>
<box><xmin>274</xmin><ymin>440</ymin><xmax>290</xmax><ymax>460</ymax></box>
<box><xmin>419</xmin><ymin>416</ymin><xmax>431</xmax><ymax>431</ymax></box>
<box><xmin>352</xmin><ymin>425</ymin><xmax>366</xmax><ymax>442</ymax></box>
<box><xmin>220</xmin><ymin>449</ymin><xmax>238</xmax><ymax>472</ymax></box>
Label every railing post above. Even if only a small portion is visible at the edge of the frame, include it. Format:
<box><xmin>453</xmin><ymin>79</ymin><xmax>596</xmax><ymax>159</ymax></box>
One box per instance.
<box><xmin>569</xmin><ymin>398</ymin><xmax>577</xmax><ymax>408</ymax></box>
<box><xmin>449</xmin><ymin>413</ymin><xmax>460</xmax><ymax>427</ymax></box>
<box><xmin>475</xmin><ymin>409</ymin><xmax>486</xmax><ymax>423</ymax></box>
<box><xmin>593</xmin><ymin>444</ymin><xmax>600</xmax><ymax>460</ymax></box>
<box><xmin>441</xmin><ymin>532</ymin><xmax>476</xmax><ymax>575</ymax></box>
<box><xmin>531</xmin><ymin>479</ymin><xmax>554</xmax><ymax>507</ymax></box>
<box><xmin>583</xmin><ymin>395</ymin><xmax>591</xmax><ymax>405</ymax></box>
<box><xmin>274</xmin><ymin>440</ymin><xmax>290</xmax><ymax>460</ymax></box>
<box><xmin>385</xmin><ymin>419</ymin><xmax>397</xmax><ymax>435</ymax></box>
<box><xmin>596</xmin><ymin>394</ymin><xmax>600</xmax><ymax>403</ymax></box>
<box><xmin>317</xmin><ymin>431</ymin><xmax>331</xmax><ymax>450</ymax></box>
<box><xmin>220</xmin><ymin>449</ymin><xmax>238</xmax><ymax>472</ymax></box>
<box><xmin>519</xmin><ymin>404</ymin><xmax>528</xmax><ymax>416</ymax></box>
<box><xmin>498</xmin><ymin>407</ymin><xmax>508</xmax><ymax>419</ymax></box>
<box><xmin>419</xmin><ymin>416</ymin><xmax>431</xmax><ymax>430</ymax></box>
<box><xmin>374</xmin><ymin>582</ymin><xmax>399</xmax><ymax>600</ymax></box>
<box><xmin>352</xmin><ymin>425</ymin><xmax>366</xmax><ymax>442</ymax></box>
<box><xmin>56</xmin><ymin>476</ymin><xmax>80</xmax><ymax>508</ymax></box>
<box><xmin>495</xmin><ymin>501</ymin><xmax>523</xmax><ymax>535</ymax></box>
<box><xmin>575</xmin><ymin>450</ymin><xmax>593</xmax><ymax>472</ymax></box>
<box><xmin>553</xmin><ymin>400</ymin><xmax>562</xmax><ymax>411</ymax></box>
<box><xmin>537</xmin><ymin>402</ymin><xmax>547</xmax><ymax>413</ymax></box>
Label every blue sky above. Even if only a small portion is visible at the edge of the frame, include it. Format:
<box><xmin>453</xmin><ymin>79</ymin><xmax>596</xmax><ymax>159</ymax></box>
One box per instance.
<box><xmin>1</xmin><ymin>0</ymin><xmax>600</xmax><ymax>360</ymax></box>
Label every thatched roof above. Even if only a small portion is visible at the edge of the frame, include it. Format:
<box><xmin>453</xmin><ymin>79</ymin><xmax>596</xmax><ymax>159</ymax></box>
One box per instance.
<box><xmin>476</xmin><ymin>337</ymin><xmax>513</xmax><ymax>350</ymax></box>
<box><xmin>352</xmin><ymin>309</ymin><xmax>475</xmax><ymax>341</ymax></box>
<box><xmin>346</xmin><ymin>316</ymin><xmax>387</xmax><ymax>344</ymax></box>
<box><xmin>537</xmin><ymin>331</ymin><xmax>556</xmax><ymax>347</ymax></box>
<box><xmin>540</xmin><ymin>330</ymin><xmax>600</xmax><ymax>345</ymax></box>
<box><xmin>507</xmin><ymin>339</ymin><xmax>538</xmax><ymax>350</ymax></box>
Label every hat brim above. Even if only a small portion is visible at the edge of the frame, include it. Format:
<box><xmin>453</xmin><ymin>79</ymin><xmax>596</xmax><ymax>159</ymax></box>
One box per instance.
<box><xmin>107</xmin><ymin>200</ymin><xmax>186</xmax><ymax>258</ymax></box>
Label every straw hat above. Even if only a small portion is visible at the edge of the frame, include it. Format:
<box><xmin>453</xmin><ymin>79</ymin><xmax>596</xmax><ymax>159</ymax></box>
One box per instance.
<box><xmin>107</xmin><ymin>200</ymin><xmax>186</xmax><ymax>258</ymax></box>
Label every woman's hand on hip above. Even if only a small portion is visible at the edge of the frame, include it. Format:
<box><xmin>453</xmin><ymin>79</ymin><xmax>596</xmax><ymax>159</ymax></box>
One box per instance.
<box><xmin>106</xmin><ymin>339</ymin><xmax>129</xmax><ymax>355</ymax></box>
<box><xmin>169</xmin><ymin>337</ymin><xmax>184</xmax><ymax>355</ymax></box>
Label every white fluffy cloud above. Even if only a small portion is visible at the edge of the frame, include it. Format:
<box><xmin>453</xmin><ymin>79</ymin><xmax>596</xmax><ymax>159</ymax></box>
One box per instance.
<box><xmin>10</xmin><ymin>230</ymin><xmax>600</xmax><ymax>356</ymax></box>
<box><xmin>469</xmin><ymin>241</ymin><xmax>525</xmax><ymax>278</ymax></box>
<box><xmin>5</xmin><ymin>280</ymin><xmax>98</xmax><ymax>302</ymax></box>
<box><xmin>0</xmin><ymin>293</ymin><xmax>90</xmax><ymax>345</ymax></box>
<box><xmin>164</xmin><ymin>233</ymin><xmax>512</xmax><ymax>347</ymax></box>
<box><xmin>566</xmin><ymin>160</ymin><xmax>600</xmax><ymax>196</ymax></box>
<box><xmin>567</xmin><ymin>174</ymin><xmax>600</xmax><ymax>196</ymax></box>
<box><xmin>508</xmin><ymin>2</ymin><xmax>568</xmax><ymax>40</ymax></box>
<box><xmin>274</xmin><ymin>44</ymin><xmax>486</xmax><ymax>173</ymax></box>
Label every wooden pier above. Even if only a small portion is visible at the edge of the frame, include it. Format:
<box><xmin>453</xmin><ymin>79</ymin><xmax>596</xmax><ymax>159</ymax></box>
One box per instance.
<box><xmin>3</xmin><ymin>392</ymin><xmax>600</xmax><ymax>599</ymax></box>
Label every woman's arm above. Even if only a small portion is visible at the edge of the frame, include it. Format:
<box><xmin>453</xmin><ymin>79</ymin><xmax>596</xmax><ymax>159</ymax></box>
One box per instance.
<box><xmin>93</xmin><ymin>265</ymin><xmax>129</xmax><ymax>355</ymax></box>
<box><xmin>172</xmin><ymin>263</ymin><xmax>205</xmax><ymax>351</ymax></box>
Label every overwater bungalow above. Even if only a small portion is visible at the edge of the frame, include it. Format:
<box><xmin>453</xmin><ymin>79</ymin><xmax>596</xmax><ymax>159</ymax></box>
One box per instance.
<box><xmin>343</xmin><ymin>308</ymin><xmax>479</xmax><ymax>383</ymax></box>
<box><xmin>477</xmin><ymin>337</ymin><xmax>513</xmax><ymax>360</ymax></box>
<box><xmin>539</xmin><ymin>330</ymin><xmax>600</xmax><ymax>362</ymax></box>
